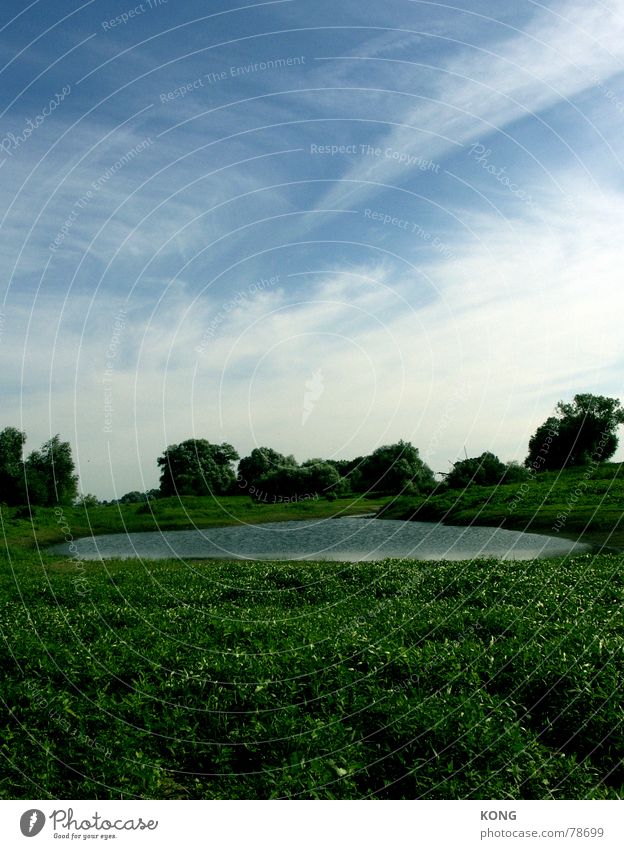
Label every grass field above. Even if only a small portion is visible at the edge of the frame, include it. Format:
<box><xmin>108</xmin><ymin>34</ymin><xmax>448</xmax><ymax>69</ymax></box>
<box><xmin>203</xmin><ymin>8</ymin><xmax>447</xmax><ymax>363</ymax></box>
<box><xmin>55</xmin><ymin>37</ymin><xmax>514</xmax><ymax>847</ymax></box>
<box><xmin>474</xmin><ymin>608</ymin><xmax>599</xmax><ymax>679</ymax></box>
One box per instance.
<box><xmin>380</xmin><ymin>463</ymin><xmax>624</xmax><ymax>552</ymax></box>
<box><xmin>1</xmin><ymin>483</ymin><xmax>623</xmax><ymax>799</ymax></box>
<box><xmin>1</xmin><ymin>493</ymin><xmax>389</xmax><ymax>553</ymax></box>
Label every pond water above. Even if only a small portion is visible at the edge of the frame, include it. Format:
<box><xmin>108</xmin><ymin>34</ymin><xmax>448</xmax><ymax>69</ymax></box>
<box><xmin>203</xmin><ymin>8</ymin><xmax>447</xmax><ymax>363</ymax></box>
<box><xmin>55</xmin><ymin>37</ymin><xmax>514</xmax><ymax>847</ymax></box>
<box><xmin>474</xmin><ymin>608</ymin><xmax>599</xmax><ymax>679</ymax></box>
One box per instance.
<box><xmin>50</xmin><ymin>517</ymin><xmax>589</xmax><ymax>562</ymax></box>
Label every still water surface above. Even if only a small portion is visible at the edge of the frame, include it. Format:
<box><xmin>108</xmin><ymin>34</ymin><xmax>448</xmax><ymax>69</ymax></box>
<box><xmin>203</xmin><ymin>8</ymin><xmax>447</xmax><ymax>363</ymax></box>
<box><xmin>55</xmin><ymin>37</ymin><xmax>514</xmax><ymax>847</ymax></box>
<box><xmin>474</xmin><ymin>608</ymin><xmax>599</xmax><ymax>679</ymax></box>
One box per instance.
<box><xmin>50</xmin><ymin>517</ymin><xmax>589</xmax><ymax>562</ymax></box>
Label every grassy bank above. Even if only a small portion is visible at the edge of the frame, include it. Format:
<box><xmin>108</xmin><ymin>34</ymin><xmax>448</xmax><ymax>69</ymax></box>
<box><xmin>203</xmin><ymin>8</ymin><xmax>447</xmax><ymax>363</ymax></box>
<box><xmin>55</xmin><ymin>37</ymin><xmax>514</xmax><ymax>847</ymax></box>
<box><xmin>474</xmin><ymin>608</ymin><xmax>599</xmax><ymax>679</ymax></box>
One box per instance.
<box><xmin>1</xmin><ymin>493</ymin><xmax>390</xmax><ymax>553</ymax></box>
<box><xmin>379</xmin><ymin>463</ymin><xmax>624</xmax><ymax>552</ymax></box>
<box><xmin>1</xmin><ymin>550</ymin><xmax>622</xmax><ymax>799</ymax></box>
<box><xmin>2</xmin><ymin>486</ymin><xmax>623</xmax><ymax>799</ymax></box>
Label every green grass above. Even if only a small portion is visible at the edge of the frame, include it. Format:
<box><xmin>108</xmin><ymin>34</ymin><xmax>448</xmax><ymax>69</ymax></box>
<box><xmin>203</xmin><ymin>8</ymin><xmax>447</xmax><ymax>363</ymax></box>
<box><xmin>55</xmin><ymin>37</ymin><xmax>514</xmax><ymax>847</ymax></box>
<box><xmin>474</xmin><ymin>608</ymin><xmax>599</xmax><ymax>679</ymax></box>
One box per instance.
<box><xmin>1</xmin><ymin>485</ymin><xmax>623</xmax><ymax>799</ymax></box>
<box><xmin>380</xmin><ymin>463</ymin><xmax>624</xmax><ymax>552</ymax></box>
<box><xmin>1</xmin><ymin>493</ymin><xmax>390</xmax><ymax>552</ymax></box>
<box><xmin>1</xmin><ymin>547</ymin><xmax>623</xmax><ymax>799</ymax></box>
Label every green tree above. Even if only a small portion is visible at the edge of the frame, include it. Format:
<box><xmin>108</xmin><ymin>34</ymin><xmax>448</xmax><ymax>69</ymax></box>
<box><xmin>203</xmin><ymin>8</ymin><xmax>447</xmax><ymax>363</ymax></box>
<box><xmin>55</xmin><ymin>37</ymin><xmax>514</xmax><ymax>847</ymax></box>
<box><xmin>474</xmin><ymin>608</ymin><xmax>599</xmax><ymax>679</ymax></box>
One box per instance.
<box><xmin>526</xmin><ymin>394</ymin><xmax>624</xmax><ymax>471</ymax></box>
<box><xmin>117</xmin><ymin>490</ymin><xmax>158</xmax><ymax>504</ymax></box>
<box><xmin>502</xmin><ymin>461</ymin><xmax>529</xmax><ymax>484</ymax></box>
<box><xmin>0</xmin><ymin>427</ymin><xmax>26</xmax><ymax>505</ymax></box>
<box><xmin>328</xmin><ymin>457</ymin><xmax>365</xmax><ymax>491</ymax></box>
<box><xmin>446</xmin><ymin>451</ymin><xmax>507</xmax><ymax>489</ymax></box>
<box><xmin>158</xmin><ymin>439</ymin><xmax>239</xmax><ymax>496</ymax></box>
<box><xmin>246</xmin><ymin>455</ymin><xmax>350</xmax><ymax>500</ymax></box>
<box><xmin>24</xmin><ymin>435</ymin><xmax>78</xmax><ymax>506</ymax></box>
<box><xmin>302</xmin><ymin>459</ymin><xmax>350</xmax><ymax>498</ymax></box>
<box><xmin>237</xmin><ymin>447</ymin><xmax>297</xmax><ymax>492</ymax></box>
<box><xmin>252</xmin><ymin>466</ymin><xmax>310</xmax><ymax>500</ymax></box>
<box><xmin>359</xmin><ymin>440</ymin><xmax>435</xmax><ymax>495</ymax></box>
<box><xmin>76</xmin><ymin>493</ymin><xmax>99</xmax><ymax>507</ymax></box>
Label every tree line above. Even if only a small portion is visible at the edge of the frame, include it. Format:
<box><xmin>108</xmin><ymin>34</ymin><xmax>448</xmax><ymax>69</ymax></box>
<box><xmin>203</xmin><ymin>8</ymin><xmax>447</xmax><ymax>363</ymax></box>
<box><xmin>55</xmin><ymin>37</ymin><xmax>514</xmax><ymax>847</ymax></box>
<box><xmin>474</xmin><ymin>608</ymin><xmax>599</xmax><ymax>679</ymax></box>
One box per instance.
<box><xmin>157</xmin><ymin>439</ymin><xmax>436</xmax><ymax>502</ymax></box>
<box><xmin>151</xmin><ymin>393</ymin><xmax>624</xmax><ymax>502</ymax></box>
<box><xmin>0</xmin><ymin>429</ymin><xmax>78</xmax><ymax>507</ymax></box>
<box><xmin>1</xmin><ymin>393</ymin><xmax>622</xmax><ymax>506</ymax></box>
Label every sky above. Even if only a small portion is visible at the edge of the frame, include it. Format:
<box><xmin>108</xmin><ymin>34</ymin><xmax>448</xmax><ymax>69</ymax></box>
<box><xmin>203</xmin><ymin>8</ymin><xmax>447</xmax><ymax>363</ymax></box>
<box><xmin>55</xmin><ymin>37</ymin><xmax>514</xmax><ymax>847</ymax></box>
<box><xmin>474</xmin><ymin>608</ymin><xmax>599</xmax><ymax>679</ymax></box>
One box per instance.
<box><xmin>1</xmin><ymin>0</ymin><xmax>623</xmax><ymax>499</ymax></box>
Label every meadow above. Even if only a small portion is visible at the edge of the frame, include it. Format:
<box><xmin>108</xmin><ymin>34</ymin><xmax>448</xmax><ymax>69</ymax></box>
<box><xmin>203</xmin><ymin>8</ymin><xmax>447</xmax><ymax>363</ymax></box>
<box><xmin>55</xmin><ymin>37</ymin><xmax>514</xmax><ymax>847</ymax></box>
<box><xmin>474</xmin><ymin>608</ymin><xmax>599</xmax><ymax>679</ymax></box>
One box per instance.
<box><xmin>380</xmin><ymin>462</ymin><xmax>624</xmax><ymax>552</ymax></box>
<box><xmin>3</xmin><ymin>492</ymin><xmax>389</xmax><ymax>552</ymax></box>
<box><xmin>1</xmin><ymin>485</ymin><xmax>623</xmax><ymax>799</ymax></box>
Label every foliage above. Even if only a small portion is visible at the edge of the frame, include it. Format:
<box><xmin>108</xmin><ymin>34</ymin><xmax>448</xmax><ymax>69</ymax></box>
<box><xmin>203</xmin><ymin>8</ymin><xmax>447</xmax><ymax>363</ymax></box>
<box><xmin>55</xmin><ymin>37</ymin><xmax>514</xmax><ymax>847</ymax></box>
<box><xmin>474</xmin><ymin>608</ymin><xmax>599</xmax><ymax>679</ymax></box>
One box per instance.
<box><xmin>327</xmin><ymin>456</ymin><xmax>366</xmax><ymax>490</ymax></box>
<box><xmin>75</xmin><ymin>493</ymin><xmax>100</xmax><ymax>507</ymax></box>
<box><xmin>238</xmin><ymin>441</ymin><xmax>440</xmax><ymax>499</ymax></box>
<box><xmin>250</xmin><ymin>465</ymin><xmax>310</xmax><ymax>499</ymax></box>
<box><xmin>0</xmin><ymin>429</ymin><xmax>79</xmax><ymax>506</ymax></box>
<box><xmin>1</xmin><ymin>549</ymin><xmax>622</xmax><ymax>799</ymax></box>
<box><xmin>251</xmin><ymin>462</ymin><xmax>349</xmax><ymax>501</ymax></box>
<box><xmin>157</xmin><ymin>439</ymin><xmax>239</xmax><ymax>497</ymax></box>
<box><xmin>502</xmin><ymin>460</ymin><xmax>530</xmax><ymax>483</ymax></box>
<box><xmin>238</xmin><ymin>451</ymin><xmax>350</xmax><ymax>501</ymax></box>
<box><xmin>445</xmin><ymin>451</ymin><xmax>507</xmax><ymax>489</ymax></box>
<box><xmin>237</xmin><ymin>447</ymin><xmax>297</xmax><ymax>493</ymax></box>
<box><xmin>0</xmin><ymin>494</ymin><xmax>392</xmax><ymax>555</ymax></box>
<box><xmin>526</xmin><ymin>394</ymin><xmax>624</xmax><ymax>471</ymax></box>
<box><xmin>23</xmin><ymin>435</ymin><xmax>78</xmax><ymax>506</ymax></box>
<box><xmin>301</xmin><ymin>459</ymin><xmax>350</xmax><ymax>499</ymax></box>
<box><xmin>116</xmin><ymin>490</ymin><xmax>158</xmax><ymax>504</ymax></box>
<box><xmin>380</xmin><ymin>462</ymin><xmax>624</xmax><ymax>550</ymax></box>
<box><xmin>359</xmin><ymin>440</ymin><xmax>435</xmax><ymax>495</ymax></box>
<box><xmin>0</xmin><ymin>426</ymin><xmax>26</xmax><ymax>505</ymax></box>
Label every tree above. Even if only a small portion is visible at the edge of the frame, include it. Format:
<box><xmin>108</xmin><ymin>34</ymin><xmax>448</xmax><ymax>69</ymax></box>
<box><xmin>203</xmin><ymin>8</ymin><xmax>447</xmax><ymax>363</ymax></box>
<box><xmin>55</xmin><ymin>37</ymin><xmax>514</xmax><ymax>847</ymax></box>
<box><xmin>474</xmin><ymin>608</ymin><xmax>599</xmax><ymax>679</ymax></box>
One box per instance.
<box><xmin>526</xmin><ymin>394</ymin><xmax>624</xmax><ymax>471</ymax></box>
<box><xmin>240</xmin><ymin>451</ymin><xmax>351</xmax><ymax>500</ymax></box>
<box><xmin>501</xmin><ymin>461</ymin><xmax>529</xmax><ymax>484</ymax></box>
<box><xmin>252</xmin><ymin>465</ymin><xmax>311</xmax><ymax>500</ymax></box>
<box><xmin>301</xmin><ymin>459</ymin><xmax>350</xmax><ymax>498</ymax></box>
<box><xmin>446</xmin><ymin>451</ymin><xmax>507</xmax><ymax>489</ymax></box>
<box><xmin>237</xmin><ymin>447</ymin><xmax>297</xmax><ymax>492</ymax></box>
<box><xmin>328</xmin><ymin>457</ymin><xmax>365</xmax><ymax>491</ymax></box>
<box><xmin>157</xmin><ymin>439</ymin><xmax>239</xmax><ymax>496</ymax></box>
<box><xmin>24</xmin><ymin>435</ymin><xmax>78</xmax><ymax>506</ymax></box>
<box><xmin>76</xmin><ymin>493</ymin><xmax>99</xmax><ymax>507</ymax></box>
<box><xmin>0</xmin><ymin>427</ymin><xmax>26</xmax><ymax>505</ymax></box>
<box><xmin>116</xmin><ymin>490</ymin><xmax>158</xmax><ymax>504</ymax></box>
<box><xmin>359</xmin><ymin>440</ymin><xmax>435</xmax><ymax>495</ymax></box>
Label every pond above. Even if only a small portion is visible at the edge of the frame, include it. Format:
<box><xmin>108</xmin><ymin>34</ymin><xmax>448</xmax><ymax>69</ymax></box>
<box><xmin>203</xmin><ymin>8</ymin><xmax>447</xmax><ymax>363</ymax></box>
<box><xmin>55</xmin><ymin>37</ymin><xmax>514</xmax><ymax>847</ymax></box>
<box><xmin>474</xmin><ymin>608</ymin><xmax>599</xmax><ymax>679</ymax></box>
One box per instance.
<box><xmin>50</xmin><ymin>517</ymin><xmax>590</xmax><ymax>562</ymax></box>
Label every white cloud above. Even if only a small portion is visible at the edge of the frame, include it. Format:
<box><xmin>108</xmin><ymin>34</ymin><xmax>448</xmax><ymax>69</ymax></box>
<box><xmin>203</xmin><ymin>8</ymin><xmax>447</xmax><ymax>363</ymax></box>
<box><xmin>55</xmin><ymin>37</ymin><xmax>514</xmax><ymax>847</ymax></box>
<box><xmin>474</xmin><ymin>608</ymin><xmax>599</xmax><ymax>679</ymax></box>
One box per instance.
<box><xmin>5</xmin><ymin>167</ymin><xmax>624</xmax><ymax>498</ymax></box>
<box><xmin>3</xmin><ymin>0</ymin><xmax>624</xmax><ymax>497</ymax></box>
<box><xmin>310</xmin><ymin>0</ymin><xmax>624</xmax><ymax>213</ymax></box>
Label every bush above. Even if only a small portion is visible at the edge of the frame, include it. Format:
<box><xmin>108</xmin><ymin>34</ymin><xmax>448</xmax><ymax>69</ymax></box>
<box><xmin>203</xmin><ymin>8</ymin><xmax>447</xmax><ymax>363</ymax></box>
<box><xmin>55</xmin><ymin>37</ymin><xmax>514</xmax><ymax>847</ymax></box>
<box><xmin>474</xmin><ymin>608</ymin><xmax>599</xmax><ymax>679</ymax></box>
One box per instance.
<box><xmin>157</xmin><ymin>440</ymin><xmax>239</xmax><ymax>496</ymax></box>
<box><xmin>526</xmin><ymin>394</ymin><xmax>624</xmax><ymax>471</ymax></box>
<box><xmin>358</xmin><ymin>440</ymin><xmax>435</xmax><ymax>495</ymax></box>
<box><xmin>446</xmin><ymin>452</ymin><xmax>507</xmax><ymax>489</ymax></box>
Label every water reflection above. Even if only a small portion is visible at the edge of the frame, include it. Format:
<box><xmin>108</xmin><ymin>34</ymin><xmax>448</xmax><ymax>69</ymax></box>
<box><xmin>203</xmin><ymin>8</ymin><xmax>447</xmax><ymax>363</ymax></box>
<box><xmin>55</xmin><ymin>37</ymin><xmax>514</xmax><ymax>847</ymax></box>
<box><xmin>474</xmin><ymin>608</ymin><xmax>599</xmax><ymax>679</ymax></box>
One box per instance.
<box><xmin>50</xmin><ymin>517</ymin><xmax>589</xmax><ymax>562</ymax></box>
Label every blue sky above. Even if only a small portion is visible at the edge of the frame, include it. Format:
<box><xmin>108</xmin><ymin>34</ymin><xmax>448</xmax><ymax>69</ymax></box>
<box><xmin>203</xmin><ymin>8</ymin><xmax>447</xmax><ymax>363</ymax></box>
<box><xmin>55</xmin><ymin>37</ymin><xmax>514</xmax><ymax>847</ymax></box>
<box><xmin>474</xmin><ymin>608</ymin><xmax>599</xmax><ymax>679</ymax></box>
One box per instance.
<box><xmin>1</xmin><ymin>0</ymin><xmax>623</xmax><ymax>498</ymax></box>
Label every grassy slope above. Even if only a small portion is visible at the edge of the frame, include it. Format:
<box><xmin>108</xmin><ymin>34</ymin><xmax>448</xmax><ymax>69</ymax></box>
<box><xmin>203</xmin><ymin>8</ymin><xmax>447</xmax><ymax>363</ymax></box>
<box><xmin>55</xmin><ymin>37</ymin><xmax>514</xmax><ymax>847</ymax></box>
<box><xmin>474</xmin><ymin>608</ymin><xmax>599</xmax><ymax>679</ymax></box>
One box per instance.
<box><xmin>1</xmin><ymin>488</ymin><xmax>623</xmax><ymax>799</ymax></box>
<box><xmin>2</xmin><ymin>552</ymin><xmax>623</xmax><ymax>799</ymax></box>
<box><xmin>379</xmin><ymin>463</ymin><xmax>624</xmax><ymax>552</ymax></box>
